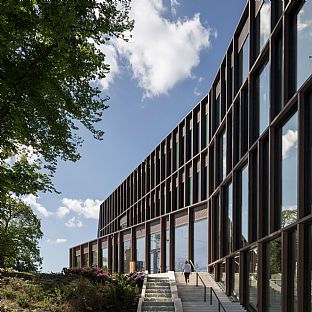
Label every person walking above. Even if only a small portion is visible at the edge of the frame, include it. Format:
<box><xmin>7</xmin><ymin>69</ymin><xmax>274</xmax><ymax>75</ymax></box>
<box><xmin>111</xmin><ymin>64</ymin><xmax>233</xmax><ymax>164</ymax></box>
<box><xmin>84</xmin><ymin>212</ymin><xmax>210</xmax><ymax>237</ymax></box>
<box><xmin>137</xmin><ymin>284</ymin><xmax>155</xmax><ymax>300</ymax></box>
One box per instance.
<box><xmin>182</xmin><ymin>260</ymin><xmax>191</xmax><ymax>284</ymax></box>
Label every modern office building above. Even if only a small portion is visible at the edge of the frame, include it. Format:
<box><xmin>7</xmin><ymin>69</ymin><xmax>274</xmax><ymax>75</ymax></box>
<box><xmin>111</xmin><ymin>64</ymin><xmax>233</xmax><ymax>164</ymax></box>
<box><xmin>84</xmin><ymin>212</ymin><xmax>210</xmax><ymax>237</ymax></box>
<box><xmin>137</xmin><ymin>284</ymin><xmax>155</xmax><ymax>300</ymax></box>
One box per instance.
<box><xmin>69</xmin><ymin>0</ymin><xmax>312</xmax><ymax>310</ymax></box>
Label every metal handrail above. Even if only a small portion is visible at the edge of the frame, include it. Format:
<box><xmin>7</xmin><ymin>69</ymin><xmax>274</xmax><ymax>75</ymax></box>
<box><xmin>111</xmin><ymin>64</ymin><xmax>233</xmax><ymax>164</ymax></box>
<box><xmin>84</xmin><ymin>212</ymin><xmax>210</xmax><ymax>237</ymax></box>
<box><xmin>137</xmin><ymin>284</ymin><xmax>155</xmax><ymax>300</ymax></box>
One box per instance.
<box><xmin>188</xmin><ymin>260</ymin><xmax>207</xmax><ymax>302</ymax></box>
<box><xmin>188</xmin><ymin>260</ymin><xmax>227</xmax><ymax>312</ymax></box>
<box><xmin>210</xmin><ymin>286</ymin><xmax>227</xmax><ymax>312</ymax></box>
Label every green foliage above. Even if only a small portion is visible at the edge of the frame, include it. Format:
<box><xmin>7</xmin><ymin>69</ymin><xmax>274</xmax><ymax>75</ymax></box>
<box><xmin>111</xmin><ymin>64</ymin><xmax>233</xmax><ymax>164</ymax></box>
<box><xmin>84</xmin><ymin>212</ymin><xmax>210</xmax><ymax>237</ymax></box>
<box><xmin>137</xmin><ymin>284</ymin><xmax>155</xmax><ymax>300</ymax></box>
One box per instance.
<box><xmin>0</xmin><ymin>196</ymin><xmax>43</xmax><ymax>270</ymax></box>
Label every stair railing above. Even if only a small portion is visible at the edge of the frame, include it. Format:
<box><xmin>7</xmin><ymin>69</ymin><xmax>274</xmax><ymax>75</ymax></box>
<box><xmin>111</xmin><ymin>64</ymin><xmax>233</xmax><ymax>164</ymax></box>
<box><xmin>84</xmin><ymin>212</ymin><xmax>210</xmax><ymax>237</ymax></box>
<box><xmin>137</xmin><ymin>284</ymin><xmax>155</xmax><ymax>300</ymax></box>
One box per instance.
<box><xmin>189</xmin><ymin>260</ymin><xmax>227</xmax><ymax>312</ymax></box>
<box><xmin>188</xmin><ymin>260</ymin><xmax>207</xmax><ymax>302</ymax></box>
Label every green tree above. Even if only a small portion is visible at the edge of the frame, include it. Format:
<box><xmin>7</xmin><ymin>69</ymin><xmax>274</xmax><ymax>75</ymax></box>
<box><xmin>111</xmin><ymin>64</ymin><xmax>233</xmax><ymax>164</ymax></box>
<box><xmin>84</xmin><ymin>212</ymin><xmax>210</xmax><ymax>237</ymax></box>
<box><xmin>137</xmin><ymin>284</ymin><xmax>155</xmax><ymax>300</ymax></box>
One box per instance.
<box><xmin>0</xmin><ymin>0</ymin><xmax>133</xmax><ymax>190</ymax></box>
<box><xmin>0</xmin><ymin>195</ymin><xmax>43</xmax><ymax>270</ymax></box>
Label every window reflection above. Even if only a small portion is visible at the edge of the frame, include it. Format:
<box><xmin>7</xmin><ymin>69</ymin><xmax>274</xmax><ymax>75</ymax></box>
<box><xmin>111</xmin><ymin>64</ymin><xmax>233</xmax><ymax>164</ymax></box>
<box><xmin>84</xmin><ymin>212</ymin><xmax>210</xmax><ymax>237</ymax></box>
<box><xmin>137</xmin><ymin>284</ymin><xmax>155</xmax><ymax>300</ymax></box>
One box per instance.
<box><xmin>239</xmin><ymin>36</ymin><xmax>249</xmax><ymax>87</ymax></box>
<box><xmin>175</xmin><ymin>223</ymin><xmax>188</xmax><ymax>271</ymax></box>
<box><xmin>281</xmin><ymin>112</ymin><xmax>298</xmax><ymax>227</ymax></box>
<box><xmin>241</xmin><ymin>165</ymin><xmax>249</xmax><ymax>246</ymax></box>
<box><xmin>166</xmin><ymin>228</ymin><xmax>170</xmax><ymax>271</ymax></box>
<box><xmin>150</xmin><ymin>232</ymin><xmax>161</xmax><ymax>273</ymax></box>
<box><xmin>194</xmin><ymin>218</ymin><xmax>208</xmax><ymax>271</ymax></box>
<box><xmin>259</xmin><ymin>0</ymin><xmax>271</xmax><ymax>53</ymax></box>
<box><xmin>219</xmin><ymin>261</ymin><xmax>226</xmax><ymax>289</ymax></box>
<box><xmin>297</xmin><ymin>1</ymin><xmax>312</xmax><ymax>90</ymax></box>
<box><xmin>75</xmin><ymin>255</ymin><xmax>81</xmax><ymax>268</ymax></box>
<box><xmin>123</xmin><ymin>240</ymin><xmax>131</xmax><ymax>273</ymax></box>
<box><xmin>257</xmin><ymin>61</ymin><xmax>270</xmax><ymax>135</ymax></box>
<box><xmin>136</xmin><ymin>237</ymin><xmax>145</xmax><ymax>271</ymax></box>
<box><xmin>92</xmin><ymin>251</ymin><xmax>98</xmax><ymax>266</ymax></box>
<box><xmin>102</xmin><ymin>248</ymin><xmax>108</xmax><ymax>271</ymax></box>
<box><xmin>266</xmin><ymin>237</ymin><xmax>282</xmax><ymax>311</ymax></box>
<box><xmin>248</xmin><ymin>248</ymin><xmax>258</xmax><ymax>310</ymax></box>
<box><xmin>222</xmin><ymin>130</ymin><xmax>227</xmax><ymax>181</ymax></box>
<box><xmin>289</xmin><ymin>231</ymin><xmax>298</xmax><ymax>311</ymax></box>
<box><xmin>83</xmin><ymin>253</ymin><xmax>88</xmax><ymax>267</ymax></box>
<box><xmin>227</xmin><ymin>183</ymin><xmax>233</xmax><ymax>254</ymax></box>
<box><xmin>232</xmin><ymin>256</ymin><xmax>240</xmax><ymax>300</ymax></box>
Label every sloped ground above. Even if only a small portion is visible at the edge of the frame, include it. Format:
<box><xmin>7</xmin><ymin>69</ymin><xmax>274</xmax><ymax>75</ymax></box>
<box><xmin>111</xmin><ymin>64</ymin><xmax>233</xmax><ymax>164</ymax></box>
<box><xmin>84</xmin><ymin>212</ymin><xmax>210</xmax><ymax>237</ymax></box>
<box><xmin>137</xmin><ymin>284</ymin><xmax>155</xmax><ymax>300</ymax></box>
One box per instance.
<box><xmin>0</xmin><ymin>271</ymin><xmax>140</xmax><ymax>312</ymax></box>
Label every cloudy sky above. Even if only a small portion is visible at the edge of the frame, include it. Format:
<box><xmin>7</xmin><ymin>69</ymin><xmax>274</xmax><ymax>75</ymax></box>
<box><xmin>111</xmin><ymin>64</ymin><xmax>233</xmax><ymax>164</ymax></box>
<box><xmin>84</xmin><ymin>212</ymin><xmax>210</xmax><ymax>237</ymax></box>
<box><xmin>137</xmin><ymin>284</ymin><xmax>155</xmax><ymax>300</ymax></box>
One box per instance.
<box><xmin>30</xmin><ymin>0</ymin><xmax>247</xmax><ymax>272</ymax></box>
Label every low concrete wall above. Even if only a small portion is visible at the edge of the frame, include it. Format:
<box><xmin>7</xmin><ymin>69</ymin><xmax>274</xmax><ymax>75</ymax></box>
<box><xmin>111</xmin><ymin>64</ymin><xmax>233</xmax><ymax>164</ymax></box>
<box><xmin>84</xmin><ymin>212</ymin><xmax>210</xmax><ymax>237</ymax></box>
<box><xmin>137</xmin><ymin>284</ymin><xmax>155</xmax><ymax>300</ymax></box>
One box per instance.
<box><xmin>136</xmin><ymin>271</ymin><xmax>148</xmax><ymax>312</ymax></box>
<box><xmin>168</xmin><ymin>271</ymin><xmax>183</xmax><ymax>312</ymax></box>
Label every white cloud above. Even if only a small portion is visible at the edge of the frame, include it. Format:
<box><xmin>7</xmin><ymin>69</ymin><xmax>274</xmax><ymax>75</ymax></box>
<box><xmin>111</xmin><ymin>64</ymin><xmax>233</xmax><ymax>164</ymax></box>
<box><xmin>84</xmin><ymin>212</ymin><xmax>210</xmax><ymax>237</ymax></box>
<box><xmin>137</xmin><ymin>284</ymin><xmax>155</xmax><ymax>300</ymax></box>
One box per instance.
<box><xmin>46</xmin><ymin>238</ymin><xmax>67</xmax><ymax>244</ymax></box>
<box><xmin>60</xmin><ymin>198</ymin><xmax>102</xmax><ymax>219</ymax></box>
<box><xmin>57</xmin><ymin>206</ymin><xmax>70</xmax><ymax>218</ymax></box>
<box><xmin>98</xmin><ymin>0</ymin><xmax>215</xmax><ymax>97</ymax></box>
<box><xmin>282</xmin><ymin>129</ymin><xmax>298</xmax><ymax>160</ymax></box>
<box><xmin>22</xmin><ymin>194</ymin><xmax>53</xmax><ymax>217</ymax></box>
<box><xmin>115</xmin><ymin>0</ymin><xmax>216</xmax><ymax>98</ymax></box>
<box><xmin>65</xmin><ymin>217</ymin><xmax>83</xmax><ymax>228</ymax></box>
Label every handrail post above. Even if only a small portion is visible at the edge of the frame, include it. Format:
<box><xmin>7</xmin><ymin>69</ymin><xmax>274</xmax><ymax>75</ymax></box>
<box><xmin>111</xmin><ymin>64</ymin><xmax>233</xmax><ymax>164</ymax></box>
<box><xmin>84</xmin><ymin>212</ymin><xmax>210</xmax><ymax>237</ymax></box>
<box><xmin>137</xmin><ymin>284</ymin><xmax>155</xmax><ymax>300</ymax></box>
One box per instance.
<box><xmin>196</xmin><ymin>272</ymin><xmax>198</xmax><ymax>287</ymax></box>
<box><xmin>210</xmin><ymin>287</ymin><xmax>212</xmax><ymax>305</ymax></box>
<box><xmin>204</xmin><ymin>286</ymin><xmax>206</xmax><ymax>302</ymax></box>
<box><xmin>219</xmin><ymin>301</ymin><xmax>221</xmax><ymax>312</ymax></box>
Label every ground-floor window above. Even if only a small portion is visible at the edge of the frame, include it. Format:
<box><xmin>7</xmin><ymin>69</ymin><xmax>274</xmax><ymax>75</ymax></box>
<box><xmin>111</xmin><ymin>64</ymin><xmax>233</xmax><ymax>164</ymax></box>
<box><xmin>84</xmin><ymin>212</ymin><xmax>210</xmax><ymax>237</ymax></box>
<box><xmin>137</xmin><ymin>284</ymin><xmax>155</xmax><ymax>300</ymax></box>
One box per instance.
<box><xmin>136</xmin><ymin>237</ymin><xmax>145</xmax><ymax>272</ymax></box>
<box><xmin>175</xmin><ymin>223</ymin><xmax>188</xmax><ymax>271</ymax></box>
<box><xmin>123</xmin><ymin>240</ymin><xmax>131</xmax><ymax>273</ymax></box>
<box><xmin>150</xmin><ymin>232</ymin><xmax>160</xmax><ymax>273</ymax></box>
<box><xmin>219</xmin><ymin>261</ymin><xmax>226</xmax><ymax>289</ymax></box>
<box><xmin>102</xmin><ymin>248</ymin><xmax>108</xmax><ymax>271</ymax></box>
<box><xmin>248</xmin><ymin>247</ymin><xmax>258</xmax><ymax>310</ymax></box>
<box><xmin>193</xmin><ymin>218</ymin><xmax>208</xmax><ymax>271</ymax></box>
<box><xmin>232</xmin><ymin>255</ymin><xmax>240</xmax><ymax>301</ymax></box>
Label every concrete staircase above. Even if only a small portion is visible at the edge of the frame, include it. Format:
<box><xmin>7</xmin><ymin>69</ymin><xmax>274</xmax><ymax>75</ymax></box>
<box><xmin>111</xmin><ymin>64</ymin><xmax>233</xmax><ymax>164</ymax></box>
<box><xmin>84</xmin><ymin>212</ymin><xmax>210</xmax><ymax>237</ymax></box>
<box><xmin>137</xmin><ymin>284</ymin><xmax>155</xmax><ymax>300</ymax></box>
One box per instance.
<box><xmin>175</xmin><ymin>272</ymin><xmax>247</xmax><ymax>312</ymax></box>
<box><xmin>140</xmin><ymin>273</ymin><xmax>175</xmax><ymax>312</ymax></box>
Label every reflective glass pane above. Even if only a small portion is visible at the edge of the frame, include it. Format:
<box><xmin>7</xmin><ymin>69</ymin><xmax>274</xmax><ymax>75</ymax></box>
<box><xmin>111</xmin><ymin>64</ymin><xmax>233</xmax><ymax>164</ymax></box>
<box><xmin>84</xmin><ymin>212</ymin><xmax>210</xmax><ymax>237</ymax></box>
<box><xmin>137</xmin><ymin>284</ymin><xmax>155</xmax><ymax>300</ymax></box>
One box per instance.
<box><xmin>102</xmin><ymin>248</ymin><xmax>108</xmax><ymax>271</ymax></box>
<box><xmin>219</xmin><ymin>261</ymin><xmax>226</xmax><ymax>289</ymax></box>
<box><xmin>281</xmin><ymin>112</ymin><xmax>298</xmax><ymax>227</ymax></box>
<box><xmin>166</xmin><ymin>228</ymin><xmax>170</xmax><ymax>271</ymax></box>
<box><xmin>175</xmin><ymin>224</ymin><xmax>188</xmax><ymax>271</ymax></box>
<box><xmin>92</xmin><ymin>251</ymin><xmax>98</xmax><ymax>266</ymax></box>
<box><xmin>232</xmin><ymin>256</ymin><xmax>240</xmax><ymax>300</ymax></box>
<box><xmin>239</xmin><ymin>36</ymin><xmax>250</xmax><ymax>86</ymax></box>
<box><xmin>297</xmin><ymin>1</ymin><xmax>312</xmax><ymax>90</ymax></box>
<box><xmin>83</xmin><ymin>253</ymin><xmax>89</xmax><ymax>267</ymax></box>
<box><xmin>260</xmin><ymin>0</ymin><xmax>271</xmax><ymax>51</ymax></box>
<box><xmin>123</xmin><ymin>240</ymin><xmax>131</xmax><ymax>273</ymax></box>
<box><xmin>289</xmin><ymin>231</ymin><xmax>298</xmax><ymax>311</ymax></box>
<box><xmin>76</xmin><ymin>255</ymin><xmax>81</xmax><ymax>268</ymax></box>
<box><xmin>227</xmin><ymin>183</ymin><xmax>233</xmax><ymax>253</ymax></box>
<box><xmin>194</xmin><ymin>218</ymin><xmax>208</xmax><ymax>271</ymax></box>
<box><xmin>150</xmin><ymin>232</ymin><xmax>161</xmax><ymax>273</ymax></box>
<box><xmin>267</xmin><ymin>237</ymin><xmax>282</xmax><ymax>311</ymax></box>
<box><xmin>222</xmin><ymin>130</ymin><xmax>227</xmax><ymax>181</ymax></box>
<box><xmin>136</xmin><ymin>237</ymin><xmax>145</xmax><ymax>271</ymax></box>
<box><xmin>241</xmin><ymin>165</ymin><xmax>249</xmax><ymax>245</ymax></box>
<box><xmin>258</xmin><ymin>62</ymin><xmax>270</xmax><ymax>135</ymax></box>
<box><xmin>248</xmin><ymin>248</ymin><xmax>258</xmax><ymax>310</ymax></box>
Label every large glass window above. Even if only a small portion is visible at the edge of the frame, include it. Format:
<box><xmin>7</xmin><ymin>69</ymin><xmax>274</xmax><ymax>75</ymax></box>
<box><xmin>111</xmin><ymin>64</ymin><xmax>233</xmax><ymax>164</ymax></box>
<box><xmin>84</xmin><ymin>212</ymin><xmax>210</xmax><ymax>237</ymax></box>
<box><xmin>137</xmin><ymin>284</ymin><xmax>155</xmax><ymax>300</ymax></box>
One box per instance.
<box><xmin>193</xmin><ymin>218</ymin><xmax>208</xmax><ymax>271</ymax></box>
<box><xmin>227</xmin><ymin>182</ymin><xmax>233</xmax><ymax>254</ymax></box>
<box><xmin>257</xmin><ymin>61</ymin><xmax>270</xmax><ymax>135</ymax></box>
<box><xmin>150</xmin><ymin>232</ymin><xmax>161</xmax><ymax>273</ymax></box>
<box><xmin>241</xmin><ymin>165</ymin><xmax>249</xmax><ymax>246</ymax></box>
<box><xmin>123</xmin><ymin>240</ymin><xmax>131</xmax><ymax>273</ymax></box>
<box><xmin>102</xmin><ymin>248</ymin><xmax>108</xmax><ymax>271</ymax></box>
<box><xmin>83</xmin><ymin>253</ymin><xmax>89</xmax><ymax>267</ymax></box>
<box><xmin>219</xmin><ymin>261</ymin><xmax>226</xmax><ymax>289</ymax></box>
<box><xmin>281</xmin><ymin>112</ymin><xmax>298</xmax><ymax>227</ymax></box>
<box><xmin>232</xmin><ymin>256</ymin><xmax>240</xmax><ymax>300</ymax></box>
<box><xmin>136</xmin><ymin>237</ymin><xmax>145</xmax><ymax>272</ymax></box>
<box><xmin>248</xmin><ymin>248</ymin><xmax>258</xmax><ymax>310</ymax></box>
<box><xmin>239</xmin><ymin>35</ymin><xmax>249</xmax><ymax>87</ymax></box>
<box><xmin>289</xmin><ymin>231</ymin><xmax>298</xmax><ymax>311</ymax></box>
<box><xmin>175</xmin><ymin>223</ymin><xmax>188</xmax><ymax>271</ymax></box>
<box><xmin>221</xmin><ymin>130</ymin><xmax>227</xmax><ymax>181</ymax></box>
<box><xmin>92</xmin><ymin>251</ymin><xmax>98</xmax><ymax>266</ymax></box>
<box><xmin>166</xmin><ymin>228</ymin><xmax>170</xmax><ymax>271</ymax></box>
<box><xmin>258</xmin><ymin>0</ymin><xmax>271</xmax><ymax>54</ymax></box>
<box><xmin>297</xmin><ymin>1</ymin><xmax>312</xmax><ymax>90</ymax></box>
<box><xmin>266</xmin><ymin>237</ymin><xmax>282</xmax><ymax>311</ymax></box>
<box><xmin>75</xmin><ymin>255</ymin><xmax>81</xmax><ymax>268</ymax></box>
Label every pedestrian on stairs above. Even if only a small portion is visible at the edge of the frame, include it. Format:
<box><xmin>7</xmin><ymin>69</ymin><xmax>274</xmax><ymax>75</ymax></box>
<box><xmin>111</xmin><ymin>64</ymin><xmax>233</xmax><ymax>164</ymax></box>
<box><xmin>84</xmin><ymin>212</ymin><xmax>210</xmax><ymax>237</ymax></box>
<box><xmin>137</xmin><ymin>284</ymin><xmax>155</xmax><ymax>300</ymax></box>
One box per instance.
<box><xmin>183</xmin><ymin>260</ymin><xmax>191</xmax><ymax>284</ymax></box>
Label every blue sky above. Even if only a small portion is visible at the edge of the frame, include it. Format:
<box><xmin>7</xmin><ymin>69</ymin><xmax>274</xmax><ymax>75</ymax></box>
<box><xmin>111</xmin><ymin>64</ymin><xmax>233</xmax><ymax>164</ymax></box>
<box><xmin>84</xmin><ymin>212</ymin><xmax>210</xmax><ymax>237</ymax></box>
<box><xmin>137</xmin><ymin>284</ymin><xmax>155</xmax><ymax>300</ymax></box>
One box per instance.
<box><xmin>27</xmin><ymin>0</ymin><xmax>247</xmax><ymax>272</ymax></box>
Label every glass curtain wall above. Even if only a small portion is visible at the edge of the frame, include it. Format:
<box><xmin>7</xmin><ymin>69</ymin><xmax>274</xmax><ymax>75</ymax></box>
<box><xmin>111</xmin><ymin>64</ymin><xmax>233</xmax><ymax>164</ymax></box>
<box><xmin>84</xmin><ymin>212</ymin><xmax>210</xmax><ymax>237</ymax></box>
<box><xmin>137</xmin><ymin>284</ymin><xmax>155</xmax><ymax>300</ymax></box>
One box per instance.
<box><xmin>258</xmin><ymin>0</ymin><xmax>271</xmax><ymax>54</ymax></box>
<box><xmin>102</xmin><ymin>248</ymin><xmax>108</xmax><ymax>271</ymax></box>
<box><xmin>289</xmin><ymin>231</ymin><xmax>298</xmax><ymax>311</ymax></box>
<box><xmin>150</xmin><ymin>232</ymin><xmax>161</xmax><ymax>273</ymax></box>
<box><xmin>123</xmin><ymin>240</ymin><xmax>131</xmax><ymax>273</ymax></box>
<box><xmin>76</xmin><ymin>255</ymin><xmax>81</xmax><ymax>268</ymax></box>
<box><xmin>297</xmin><ymin>1</ymin><xmax>312</xmax><ymax>90</ymax></box>
<box><xmin>136</xmin><ymin>237</ymin><xmax>145</xmax><ymax>272</ymax></box>
<box><xmin>222</xmin><ymin>130</ymin><xmax>227</xmax><ymax>181</ymax></box>
<box><xmin>239</xmin><ymin>35</ymin><xmax>249</xmax><ymax>87</ymax></box>
<box><xmin>175</xmin><ymin>223</ymin><xmax>188</xmax><ymax>271</ymax></box>
<box><xmin>227</xmin><ymin>183</ymin><xmax>233</xmax><ymax>254</ymax></box>
<box><xmin>166</xmin><ymin>228</ymin><xmax>170</xmax><ymax>271</ymax></box>
<box><xmin>92</xmin><ymin>251</ymin><xmax>98</xmax><ymax>266</ymax></box>
<box><xmin>248</xmin><ymin>247</ymin><xmax>258</xmax><ymax>310</ymax></box>
<box><xmin>241</xmin><ymin>165</ymin><xmax>249</xmax><ymax>246</ymax></box>
<box><xmin>281</xmin><ymin>112</ymin><xmax>298</xmax><ymax>227</ymax></box>
<box><xmin>193</xmin><ymin>218</ymin><xmax>208</xmax><ymax>271</ymax></box>
<box><xmin>232</xmin><ymin>256</ymin><xmax>240</xmax><ymax>301</ymax></box>
<box><xmin>266</xmin><ymin>237</ymin><xmax>282</xmax><ymax>311</ymax></box>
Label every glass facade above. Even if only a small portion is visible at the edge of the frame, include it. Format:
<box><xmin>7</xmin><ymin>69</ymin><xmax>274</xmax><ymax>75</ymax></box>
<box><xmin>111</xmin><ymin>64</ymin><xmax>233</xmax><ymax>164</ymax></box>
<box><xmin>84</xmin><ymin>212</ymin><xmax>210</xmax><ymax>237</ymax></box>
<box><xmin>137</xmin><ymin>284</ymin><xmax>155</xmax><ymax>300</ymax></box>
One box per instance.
<box><xmin>175</xmin><ymin>223</ymin><xmax>188</xmax><ymax>271</ymax></box>
<box><xmin>75</xmin><ymin>255</ymin><xmax>80</xmax><ymax>268</ymax></box>
<box><xmin>239</xmin><ymin>35</ymin><xmax>249</xmax><ymax>87</ymax></box>
<box><xmin>289</xmin><ymin>231</ymin><xmax>298</xmax><ymax>311</ymax></box>
<box><xmin>102</xmin><ymin>248</ymin><xmax>108</xmax><ymax>271</ymax></box>
<box><xmin>136</xmin><ymin>237</ymin><xmax>145</xmax><ymax>272</ymax></box>
<box><xmin>281</xmin><ymin>111</ymin><xmax>298</xmax><ymax>227</ymax></box>
<box><xmin>222</xmin><ymin>130</ymin><xmax>227</xmax><ymax>181</ymax></box>
<box><xmin>259</xmin><ymin>0</ymin><xmax>270</xmax><ymax>53</ymax></box>
<box><xmin>219</xmin><ymin>261</ymin><xmax>226</xmax><ymax>289</ymax></box>
<box><xmin>83</xmin><ymin>253</ymin><xmax>88</xmax><ymax>267</ymax></box>
<box><xmin>257</xmin><ymin>61</ymin><xmax>270</xmax><ymax>135</ymax></box>
<box><xmin>123</xmin><ymin>240</ymin><xmax>131</xmax><ymax>273</ymax></box>
<box><xmin>150</xmin><ymin>232</ymin><xmax>161</xmax><ymax>273</ymax></box>
<box><xmin>248</xmin><ymin>248</ymin><xmax>258</xmax><ymax>310</ymax></box>
<box><xmin>227</xmin><ymin>182</ymin><xmax>233</xmax><ymax>254</ymax></box>
<box><xmin>193</xmin><ymin>218</ymin><xmax>208</xmax><ymax>271</ymax></box>
<box><xmin>266</xmin><ymin>237</ymin><xmax>282</xmax><ymax>311</ymax></box>
<box><xmin>241</xmin><ymin>165</ymin><xmax>249</xmax><ymax>246</ymax></box>
<box><xmin>297</xmin><ymin>1</ymin><xmax>312</xmax><ymax>90</ymax></box>
<box><xmin>232</xmin><ymin>256</ymin><xmax>240</xmax><ymax>301</ymax></box>
<box><xmin>92</xmin><ymin>251</ymin><xmax>97</xmax><ymax>266</ymax></box>
<box><xmin>166</xmin><ymin>228</ymin><xmax>170</xmax><ymax>272</ymax></box>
